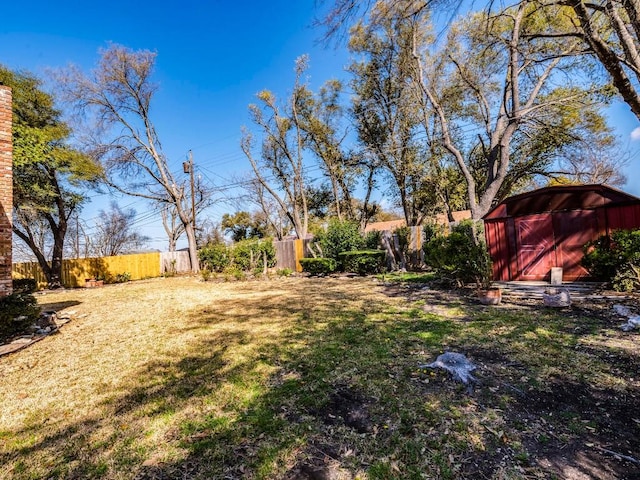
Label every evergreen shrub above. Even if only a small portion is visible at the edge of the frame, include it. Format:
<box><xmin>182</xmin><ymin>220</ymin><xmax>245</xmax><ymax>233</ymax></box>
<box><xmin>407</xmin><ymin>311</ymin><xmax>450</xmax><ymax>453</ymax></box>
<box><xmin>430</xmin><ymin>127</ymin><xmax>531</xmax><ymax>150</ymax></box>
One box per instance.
<box><xmin>338</xmin><ymin>250</ymin><xmax>386</xmax><ymax>275</ymax></box>
<box><xmin>363</xmin><ymin>230</ymin><xmax>382</xmax><ymax>250</ymax></box>
<box><xmin>12</xmin><ymin>278</ymin><xmax>37</xmax><ymax>294</ymax></box>
<box><xmin>316</xmin><ymin>220</ymin><xmax>364</xmax><ymax>262</ymax></box>
<box><xmin>423</xmin><ymin>220</ymin><xmax>492</xmax><ymax>287</ymax></box>
<box><xmin>0</xmin><ymin>293</ymin><xmax>40</xmax><ymax>341</ymax></box>
<box><xmin>299</xmin><ymin>258</ymin><xmax>337</xmax><ymax>275</ymax></box>
<box><xmin>198</xmin><ymin>243</ymin><xmax>231</xmax><ymax>272</ymax></box>
<box><xmin>582</xmin><ymin>229</ymin><xmax>640</xmax><ymax>291</ymax></box>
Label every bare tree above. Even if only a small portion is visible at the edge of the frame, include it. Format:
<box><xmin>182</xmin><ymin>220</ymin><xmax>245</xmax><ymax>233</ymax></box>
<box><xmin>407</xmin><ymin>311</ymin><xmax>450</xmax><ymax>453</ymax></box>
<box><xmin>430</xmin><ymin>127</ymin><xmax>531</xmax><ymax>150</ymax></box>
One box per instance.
<box><xmin>158</xmin><ymin>172</ymin><xmax>213</xmax><ymax>251</ymax></box>
<box><xmin>556</xmin><ymin>134</ymin><xmax>629</xmax><ymax>186</ymax></box>
<box><xmin>296</xmin><ymin>79</ymin><xmax>361</xmax><ymax>223</ymax></box>
<box><xmin>57</xmin><ymin>44</ymin><xmax>201</xmax><ymax>271</ymax></box>
<box><xmin>315</xmin><ymin>0</ymin><xmax>454</xmax><ymax>43</ymax></box>
<box><xmin>241</xmin><ymin>56</ymin><xmax>312</xmax><ymax>239</ymax></box>
<box><xmin>244</xmin><ymin>178</ymin><xmax>291</xmax><ymax>240</ymax></box>
<box><xmin>90</xmin><ymin>202</ymin><xmax>149</xmax><ymax>257</ymax></box>
<box><xmin>160</xmin><ymin>204</ymin><xmax>184</xmax><ymax>252</ymax></box>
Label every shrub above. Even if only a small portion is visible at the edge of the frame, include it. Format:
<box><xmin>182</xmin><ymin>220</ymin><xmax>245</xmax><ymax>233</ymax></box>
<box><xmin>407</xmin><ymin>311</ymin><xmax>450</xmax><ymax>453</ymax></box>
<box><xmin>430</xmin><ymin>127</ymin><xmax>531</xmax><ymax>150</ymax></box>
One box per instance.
<box><xmin>394</xmin><ymin>226</ymin><xmax>411</xmax><ymax>259</ymax></box>
<box><xmin>200</xmin><ymin>268</ymin><xmax>212</xmax><ymax>282</ymax></box>
<box><xmin>198</xmin><ymin>243</ymin><xmax>231</xmax><ymax>272</ymax></box>
<box><xmin>223</xmin><ymin>265</ymin><xmax>245</xmax><ymax>281</ymax></box>
<box><xmin>231</xmin><ymin>238</ymin><xmax>276</xmax><ymax>272</ymax></box>
<box><xmin>276</xmin><ymin>268</ymin><xmax>293</xmax><ymax>277</ymax></box>
<box><xmin>611</xmin><ymin>264</ymin><xmax>640</xmax><ymax>292</ymax></box>
<box><xmin>338</xmin><ymin>250</ymin><xmax>386</xmax><ymax>275</ymax></box>
<box><xmin>316</xmin><ymin>219</ymin><xmax>364</xmax><ymax>262</ymax></box>
<box><xmin>423</xmin><ymin>220</ymin><xmax>492</xmax><ymax>287</ymax></box>
<box><xmin>299</xmin><ymin>257</ymin><xmax>337</xmax><ymax>275</ymax></box>
<box><xmin>0</xmin><ymin>293</ymin><xmax>40</xmax><ymax>341</ymax></box>
<box><xmin>12</xmin><ymin>278</ymin><xmax>37</xmax><ymax>294</ymax></box>
<box><xmin>114</xmin><ymin>272</ymin><xmax>131</xmax><ymax>283</ymax></box>
<box><xmin>582</xmin><ymin>229</ymin><xmax>640</xmax><ymax>291</ymax></box>
<box><xmin>423</xmin><ymin>222</ymin><xmax>445</xmax><ymax>243</ymax></box>
<box><xmin>363</xmin><ymin>230</ymin><xmax>382</xmax><ymax>250</ymax></box>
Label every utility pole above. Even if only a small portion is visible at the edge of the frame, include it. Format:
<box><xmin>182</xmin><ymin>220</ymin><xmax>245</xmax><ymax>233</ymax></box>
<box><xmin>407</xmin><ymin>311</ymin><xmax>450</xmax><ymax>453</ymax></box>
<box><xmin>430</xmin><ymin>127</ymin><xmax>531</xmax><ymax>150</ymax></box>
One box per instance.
<box><xmin>183</xmin><ymin>151</ymin><xmax>197</xmax><ymax>242</ymax></box>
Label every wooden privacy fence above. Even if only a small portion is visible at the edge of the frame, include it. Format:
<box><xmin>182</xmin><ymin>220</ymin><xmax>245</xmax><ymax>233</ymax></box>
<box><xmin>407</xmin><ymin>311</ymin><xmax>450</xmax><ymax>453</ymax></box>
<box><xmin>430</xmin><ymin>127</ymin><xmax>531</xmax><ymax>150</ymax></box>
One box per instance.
<box><xmin>13</xmin><ymin>252</ymin><xmax>163</xmax><ymax>289</ymax></box>
<box><xmin>274</xmin><ymin>239</ymin><xmax>310</xmax><ymax>272</ymax></box>
<box><xmin>160</xmin><ymin>251</ymin><xmax>191</xmax><ymax>274</ymax></box>
<box><xmin>273</xmin><ymin>227</ymin><xmax>426</xmax><ymax>272</ymax></box>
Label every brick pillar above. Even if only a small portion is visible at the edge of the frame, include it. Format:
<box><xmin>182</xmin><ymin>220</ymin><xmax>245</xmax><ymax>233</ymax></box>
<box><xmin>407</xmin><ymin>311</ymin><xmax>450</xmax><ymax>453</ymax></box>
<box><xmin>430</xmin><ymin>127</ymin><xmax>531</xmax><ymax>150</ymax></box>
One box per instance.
<box><xmin>0</xmin><ymin>86</ymin><xmax>13</xmax><ymax>297</ymax></box>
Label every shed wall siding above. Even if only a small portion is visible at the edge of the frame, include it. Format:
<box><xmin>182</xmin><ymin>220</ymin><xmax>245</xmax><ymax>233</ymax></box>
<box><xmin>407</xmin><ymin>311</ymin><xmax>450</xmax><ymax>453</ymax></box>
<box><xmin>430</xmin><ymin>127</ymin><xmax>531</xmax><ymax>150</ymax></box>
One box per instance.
<box><xmin>487</xmin><ymin>203</ymin><xmax>640</xmax><ymax>281</ymax></box>
<box><xmin>485</xmin><ymin>221</ymin><xmax>511</xmax><ymax>281</ymax></box>
<box><xmin>606</xmin><ymin>204</ymin><xmax>640</xmax><ymax>230</ymax></box>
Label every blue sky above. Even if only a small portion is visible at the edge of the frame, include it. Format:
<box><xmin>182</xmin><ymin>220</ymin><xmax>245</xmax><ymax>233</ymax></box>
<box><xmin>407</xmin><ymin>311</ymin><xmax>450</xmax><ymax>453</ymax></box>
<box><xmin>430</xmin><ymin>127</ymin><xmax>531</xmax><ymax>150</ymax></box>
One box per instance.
<box><xmin>2</xmin><ymin>0</ymin><xmax>352</xmax><ymax>249</ymax></box>
<box><xmin>3</xmin><ymin>0</ymin><xmax>640</xmax><ymax>251</ymax></box>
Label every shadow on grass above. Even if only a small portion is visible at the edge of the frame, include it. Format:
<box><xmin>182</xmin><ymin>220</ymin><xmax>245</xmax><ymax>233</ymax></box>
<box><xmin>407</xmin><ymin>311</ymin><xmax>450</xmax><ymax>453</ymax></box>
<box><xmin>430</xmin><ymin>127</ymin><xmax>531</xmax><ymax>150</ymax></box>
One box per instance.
<box><xmin>2</xmin><ymin>278</ymin><xmax>638</xmax><ymax>479</ymax></box>
<box><xmin>37</xmin><ymin>300</ymin><xmax>82</xmax><ymax>312</ymax></box>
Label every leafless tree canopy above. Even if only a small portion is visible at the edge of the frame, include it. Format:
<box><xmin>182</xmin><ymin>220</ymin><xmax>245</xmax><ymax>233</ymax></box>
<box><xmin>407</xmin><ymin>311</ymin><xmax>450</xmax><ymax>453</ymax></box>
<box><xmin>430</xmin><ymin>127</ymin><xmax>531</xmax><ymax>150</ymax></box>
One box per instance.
<box><xmin>56</xmin><ymin>44</ymin><xmax>203</xmax><ymax>271</ymax></box>
<box><xmin>90</xmin><ymin>202</ymin><xmax>150</xmax><ymax>257</ymax></box>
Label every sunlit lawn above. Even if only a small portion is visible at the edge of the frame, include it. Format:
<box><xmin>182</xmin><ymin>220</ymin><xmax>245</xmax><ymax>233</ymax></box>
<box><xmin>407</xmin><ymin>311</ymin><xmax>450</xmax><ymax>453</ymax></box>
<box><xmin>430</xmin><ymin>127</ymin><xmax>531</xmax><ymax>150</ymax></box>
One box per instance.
<box><xmin>0</xmin><ymin>276</ymin><xmax>637</xmax><ymax>479</ymax></box>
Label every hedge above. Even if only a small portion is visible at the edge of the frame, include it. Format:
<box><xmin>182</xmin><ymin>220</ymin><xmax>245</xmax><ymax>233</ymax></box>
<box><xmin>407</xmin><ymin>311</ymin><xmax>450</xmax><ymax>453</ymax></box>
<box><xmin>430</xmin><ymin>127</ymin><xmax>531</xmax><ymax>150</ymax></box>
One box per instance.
<box><xmin>299</xmin><ymin>258</ymin><xmax>337</xmax><ymax>275</ymax></box>
<box><xmin>338</xmin><ymin>250</ymin><xmax>386</xmax><ymax>275</ymax></box>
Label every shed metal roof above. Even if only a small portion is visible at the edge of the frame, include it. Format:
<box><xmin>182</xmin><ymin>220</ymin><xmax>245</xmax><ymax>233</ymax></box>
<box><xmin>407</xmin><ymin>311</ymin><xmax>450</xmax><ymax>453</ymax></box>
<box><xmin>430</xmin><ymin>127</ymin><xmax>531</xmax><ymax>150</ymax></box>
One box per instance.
<box><xmin>483</xmin><ymin>184</ymin><xmax>640</xmax><ymax>220</ymax></box>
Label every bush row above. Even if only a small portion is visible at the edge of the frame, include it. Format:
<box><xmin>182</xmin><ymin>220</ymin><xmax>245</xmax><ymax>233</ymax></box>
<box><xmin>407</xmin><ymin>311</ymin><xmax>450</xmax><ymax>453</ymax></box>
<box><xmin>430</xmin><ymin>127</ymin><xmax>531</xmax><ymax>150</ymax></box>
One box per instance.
<box><xmin>198</xmin><ymin>238</ymin><xmax>277</xmax><ymax>276</ymax></box>
<box><xmin>300</xmin><ymin>220</ymin><xmax>387</xmax><ymax>275</ymax></box>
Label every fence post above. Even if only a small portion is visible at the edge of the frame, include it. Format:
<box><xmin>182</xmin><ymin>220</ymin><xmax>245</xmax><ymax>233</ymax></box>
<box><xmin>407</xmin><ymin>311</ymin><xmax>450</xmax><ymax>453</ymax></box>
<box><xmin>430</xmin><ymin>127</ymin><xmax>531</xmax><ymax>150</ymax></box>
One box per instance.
<box><xmin>294</xmin><ymin>239</ymin><xmax>304</xmax><ymax>272</ymax></box>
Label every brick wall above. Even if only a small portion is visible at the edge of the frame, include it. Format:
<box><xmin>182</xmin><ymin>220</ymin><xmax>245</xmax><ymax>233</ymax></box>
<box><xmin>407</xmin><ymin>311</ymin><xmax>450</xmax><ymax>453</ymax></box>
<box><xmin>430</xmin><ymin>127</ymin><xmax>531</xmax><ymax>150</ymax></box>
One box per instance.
<box><xmin>0</xmin><ymin>86</ymin><xmax>12</xmax><ymax>297</ymax></box>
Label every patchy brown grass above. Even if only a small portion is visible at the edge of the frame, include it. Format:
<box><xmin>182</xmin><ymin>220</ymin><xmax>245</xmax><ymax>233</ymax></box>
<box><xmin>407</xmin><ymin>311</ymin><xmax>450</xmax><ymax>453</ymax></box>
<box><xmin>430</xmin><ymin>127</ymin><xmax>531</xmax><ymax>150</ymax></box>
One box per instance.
<box><xmin>0</xmin><ymin>276</ymin><xmax>638</xmax><ymax>479</ymax></box>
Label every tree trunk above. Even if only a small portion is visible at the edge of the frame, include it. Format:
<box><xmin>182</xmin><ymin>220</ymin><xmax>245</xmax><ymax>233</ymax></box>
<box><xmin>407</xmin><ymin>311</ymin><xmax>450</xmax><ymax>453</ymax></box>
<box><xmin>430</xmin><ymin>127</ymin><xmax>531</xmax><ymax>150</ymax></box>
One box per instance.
<box><xmin>184</xmin><ymin>222</ymin><xmax>200</xmax><ymax>273</ymax></box>
<box><xmin>13</xmin><ymin>226</ymin><xmax>58</xmax><ymax>287</ymax></box>
<box><xmin>48</xmin><ymin>228</ymin><xmax>66</xmax><ymax>288</ymax></box>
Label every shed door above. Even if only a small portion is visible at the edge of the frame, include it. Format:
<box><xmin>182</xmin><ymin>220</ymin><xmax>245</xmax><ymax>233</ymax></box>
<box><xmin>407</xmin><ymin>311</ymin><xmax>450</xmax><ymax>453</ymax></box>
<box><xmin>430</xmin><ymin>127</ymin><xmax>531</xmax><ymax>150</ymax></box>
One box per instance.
<box><xmin>514</xmin><ymin>214</ymin><xmax>557</xmax><ymax>280</ymax></box>
<box><xmin>552</xmin><ymin>210</ymin><xmax>597</xmax><ymax>280</ymax></box>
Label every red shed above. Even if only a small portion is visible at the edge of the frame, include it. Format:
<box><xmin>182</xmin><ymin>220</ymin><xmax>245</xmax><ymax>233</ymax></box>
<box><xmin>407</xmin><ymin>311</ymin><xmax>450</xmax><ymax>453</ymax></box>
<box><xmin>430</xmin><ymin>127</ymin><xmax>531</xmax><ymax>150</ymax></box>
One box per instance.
<box><xmin>483</xmin><ymin>184</ymin><xmax>640</xmax><ymax>281</ymax></box>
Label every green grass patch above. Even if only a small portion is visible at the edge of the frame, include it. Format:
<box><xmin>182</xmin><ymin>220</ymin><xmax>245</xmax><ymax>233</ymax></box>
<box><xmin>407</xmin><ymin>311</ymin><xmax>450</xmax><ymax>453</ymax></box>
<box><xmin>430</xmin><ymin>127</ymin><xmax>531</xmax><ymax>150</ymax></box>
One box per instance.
<box><xmin>378</xmin><ymin>271</ymin><xmax>436</xmax><ymax>283</ymax></box>
<box><xmin>0</xmin><ymin>277</ymin><xmax>636</xmax><ymax>479</ymax></box>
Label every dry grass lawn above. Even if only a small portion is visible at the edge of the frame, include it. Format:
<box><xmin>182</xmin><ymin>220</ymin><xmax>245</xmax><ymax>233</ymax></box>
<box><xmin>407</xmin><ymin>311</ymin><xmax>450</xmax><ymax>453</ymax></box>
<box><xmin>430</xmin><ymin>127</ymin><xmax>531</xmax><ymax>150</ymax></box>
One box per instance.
<box><xmin>0</xmin><ymin>275</ymin><xmax>638</xmax><ymax>479</ymax></box>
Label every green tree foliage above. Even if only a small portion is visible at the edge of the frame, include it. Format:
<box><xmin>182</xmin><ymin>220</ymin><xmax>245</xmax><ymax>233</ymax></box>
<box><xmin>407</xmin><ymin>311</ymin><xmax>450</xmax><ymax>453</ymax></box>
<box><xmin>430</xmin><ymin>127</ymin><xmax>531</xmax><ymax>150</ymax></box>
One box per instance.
<box><xmin>221</xmin><ymin>211</ymin><xmax>269</xmax><ymax>242</ymax></box>
<box><xmin>349</xmin><ymin>10</ymin><xmax>452</xmax><ymax>225</ymax></box>
<box><xmin>427</xmin><ymin>4</ymin><xmax>606</xmax><ymax>218</ymax></box>
<box><xmin>0</xmin><ymin>65</ymin><xmax>101</xmax><ymax>287</ymax></box>
<box><xmin>341</xmin><ymin>2</ymin><xmax>613</xmax><ymax>221</ymax></box>
<box><xmin>423</xmin><ymin>220</ymin><xmax>492</xmax><ymax>287</ymax></box>
<box><xmin>315</xmin><ymin>219</ymin><xmax>365</xmax><ymax>261</ymax></box>
<box><xmin>582</xmin><ymin>229</ymin><xmax>640</xmax><ymax>291</ymax></box>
